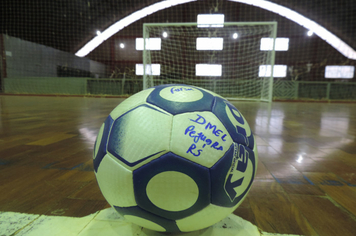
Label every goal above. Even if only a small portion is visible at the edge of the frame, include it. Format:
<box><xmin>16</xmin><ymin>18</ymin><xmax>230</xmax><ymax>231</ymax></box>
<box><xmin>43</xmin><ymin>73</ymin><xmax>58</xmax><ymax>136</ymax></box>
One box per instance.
<box><xmin>142</xmin><ymin>22</ymin><xmax>277</xmax><ymax>102</ymax></box>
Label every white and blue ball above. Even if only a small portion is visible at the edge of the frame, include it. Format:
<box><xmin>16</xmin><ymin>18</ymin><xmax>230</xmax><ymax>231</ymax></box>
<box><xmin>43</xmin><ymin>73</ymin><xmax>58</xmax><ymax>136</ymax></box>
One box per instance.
<box><xmin>93</xmin><ymin>84</ymin><xmax>258</xmax><ymax>233</ymax></box>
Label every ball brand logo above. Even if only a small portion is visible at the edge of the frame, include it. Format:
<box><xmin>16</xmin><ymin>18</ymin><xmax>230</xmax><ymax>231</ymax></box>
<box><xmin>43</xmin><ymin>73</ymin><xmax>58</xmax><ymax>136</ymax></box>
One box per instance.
<box><xmin>170</xmin><ymin>87</ymin><xmax>194</xmax><ymax>94</ymax></box>
<box><xmin>223</xmin><ymin>103</ymin><xmax>253</xmax><ymax>202</ymax></box>
<box><xmin>224</xmin><ymin>143</ymin><xmax>249</xmax><ymax>202</ymax></box>
<box><xmin>159</xmin><ymin>86</ymin><xmax>203</xmax><ymax>103</ymax></box>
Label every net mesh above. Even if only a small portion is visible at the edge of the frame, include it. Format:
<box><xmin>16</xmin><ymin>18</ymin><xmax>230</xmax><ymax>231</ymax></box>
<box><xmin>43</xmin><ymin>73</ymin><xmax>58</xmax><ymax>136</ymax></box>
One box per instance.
<box><xmin>0</xmin><ymin>0</ymin><xmax>355</xmax><ymax>101</ymax></box>
<box><xmin>143</xmin><ymin>23</ymin><xmax>276</xmax><ymax>101</ymax></box>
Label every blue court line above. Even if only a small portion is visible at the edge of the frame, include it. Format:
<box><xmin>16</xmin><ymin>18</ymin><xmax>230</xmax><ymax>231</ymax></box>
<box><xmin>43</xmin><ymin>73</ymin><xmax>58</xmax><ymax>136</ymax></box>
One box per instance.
<box><xmin>270</xmin><ymin>173</ymin><xmax>305</xmax><ymax>184</ymax></box>
<box><xmin>270</xmin><ymin>173</ymin><xmax>281</xmax><ymax>183</ymax></box>
<box><xmin>338</xmin><ymin>177</ymin><xmax>356</xmax><ymax>187</ymax></box>
<box><xmin>303</xmin><ymin>175</ymin><xmax>315</xmax><ymax>185</ymax></box>
<box><xmin>42</xmin><ymin>161</ymin><xmax>59</xmax><ymax>169</ymax></box>
<box><xmin>0</xmin><ymin>160</ymin><xmax>9</xmax><ymax>165</ymax></box>
<box><xmin>271</xmin><ymin>174</ymin><xmax>302</xmax><ymax>184</ymax></box>
<box><xmin>70</xmin><ymin>163</ymin><xmax>84</xmax><ymax>170</ymax></box>
<box><xmin>271</xmin><ymin>173</ymin><xmax>355</xmax><ymax>187</ymax></box>
<box><xmin>320</xmin><ymin>180</ymin><xmax>344</xmax><ymax>186</ymax></box>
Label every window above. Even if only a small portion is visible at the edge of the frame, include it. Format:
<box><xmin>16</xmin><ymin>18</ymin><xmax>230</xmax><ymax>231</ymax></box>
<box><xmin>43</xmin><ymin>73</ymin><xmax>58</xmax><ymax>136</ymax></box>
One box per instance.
<box><xmin>135</xmin><ymin>38</ymin><xmax>161</xmax><ymax>50</ymax></box>
<box><xmin>260</xmin><ymin>38</ymin><xmax>289</xmax><ymax>51</ymax></box>
<box><xmin>196</xmin><ymin>64</ymin><xmax>222</xmax><ymax>76</ymax></box>
<box><xmin>259</xmin><ymin>65</ymin><xmax>287</xmax><ymax>77</ymax></box>
<box><xmin>325</xmin><ymin>65</ymin><xmax>354</xmax><ymax>79</ymax></box>
<box><xmin>135</xmin><ymin>64</ymin><xmax>161</xmax><ymax>75</ymax></box>
<box><xmin>196</xmin><ymin>38</ymin><xmax>224</xmax><ymax>50</ymax></box>
<box><xmin>197</xmin><ymin>14</ymin><xmax>224</xmax><ymax>28</ymax></box>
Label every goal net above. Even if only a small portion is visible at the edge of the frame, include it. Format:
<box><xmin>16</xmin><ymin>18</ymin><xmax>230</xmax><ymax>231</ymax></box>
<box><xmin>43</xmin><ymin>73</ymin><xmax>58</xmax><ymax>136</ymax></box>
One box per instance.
<box><xmin>142</xmin><ymin>22</ymin><xmax>277</xmax><ymax>102</ymax></box>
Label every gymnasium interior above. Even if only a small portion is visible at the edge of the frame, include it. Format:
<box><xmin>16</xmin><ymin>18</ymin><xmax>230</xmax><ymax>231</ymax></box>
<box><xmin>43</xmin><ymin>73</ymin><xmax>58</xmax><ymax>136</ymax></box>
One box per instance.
<box><xmin>0</xmin><ymin>1</ymin><xmax>355</xmax><ymax>235</ymax></box>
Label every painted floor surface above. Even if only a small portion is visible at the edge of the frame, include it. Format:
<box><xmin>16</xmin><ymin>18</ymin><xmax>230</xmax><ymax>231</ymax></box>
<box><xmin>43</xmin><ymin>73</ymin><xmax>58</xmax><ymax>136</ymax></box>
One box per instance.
<box><xmin>3</xmin><ymin>96</ymin><xmax>356</xmax><ymax>235</ymax></box>
<box><xmin>0</xmin><ymin>208</ymin><xmax>298</xmax><ymax>236</ymax></box>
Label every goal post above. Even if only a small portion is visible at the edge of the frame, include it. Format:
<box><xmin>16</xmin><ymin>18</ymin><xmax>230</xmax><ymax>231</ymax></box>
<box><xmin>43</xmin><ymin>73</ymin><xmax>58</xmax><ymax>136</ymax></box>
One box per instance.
<box><xmin>143</xmin><ymin>22</ymin><xmax>277</xmax><ymax>102</ymax></box>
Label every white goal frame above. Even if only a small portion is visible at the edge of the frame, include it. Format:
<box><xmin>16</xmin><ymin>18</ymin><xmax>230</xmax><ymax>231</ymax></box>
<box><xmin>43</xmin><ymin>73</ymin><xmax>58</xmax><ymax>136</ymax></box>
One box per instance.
<box><xmin>142</xmin><ymin>22</ymin><xmax>277</xmax><ymax>102</ymax></box>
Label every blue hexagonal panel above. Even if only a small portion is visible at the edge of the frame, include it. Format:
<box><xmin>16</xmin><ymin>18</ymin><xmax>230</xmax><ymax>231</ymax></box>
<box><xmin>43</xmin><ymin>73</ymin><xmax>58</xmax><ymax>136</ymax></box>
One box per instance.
<box><xmin>133</xmin><ymin>152</ymin><xmax>211</xmax><ymax>220</ymax></box>
<box><xmin>147</xmin><ymin>84</ymin><xmax>216</xmax><ymax>115</ymax></box>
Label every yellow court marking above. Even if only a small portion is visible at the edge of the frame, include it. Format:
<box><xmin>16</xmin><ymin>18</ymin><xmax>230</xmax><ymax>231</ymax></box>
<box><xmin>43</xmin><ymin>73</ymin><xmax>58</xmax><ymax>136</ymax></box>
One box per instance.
<box><xmin>26</xmin><ymin>133</ymin><xmax>77</xmax><ymax>146</ymax></box>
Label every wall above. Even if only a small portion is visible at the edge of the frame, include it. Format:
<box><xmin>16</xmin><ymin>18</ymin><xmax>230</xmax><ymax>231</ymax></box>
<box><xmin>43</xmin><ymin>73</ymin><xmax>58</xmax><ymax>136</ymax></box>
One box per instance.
<box><xmin>1</xmin><ymin>34</ymin><xmax>108</xmax><ymax>78</ymax></box>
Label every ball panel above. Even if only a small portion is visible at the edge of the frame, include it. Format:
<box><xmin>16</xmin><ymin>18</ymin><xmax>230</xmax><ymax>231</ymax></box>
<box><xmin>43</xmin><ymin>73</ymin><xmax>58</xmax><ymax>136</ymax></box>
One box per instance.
<box><xmin>124</xmin><ymin>215</ymin><xmax>166</xmax><ymax>232</ymax></box>
<box><xmin>96</xmin><ymin>154</ymin><xmax>136</xmax><ymax>207</ymax></box>
<box><xmin>159</xmin><ymin>85</ymin><xmax>204</xmax><ymax>102</ymax></box>
<box><xmin>93</xmin><ymin>115</ymin><xmax>114</xmax><ymax>172</ymax></box>
<box><xmin>109</xmin><ymin>88</ymin><xmax>155</xmax><ymax>120</ymax></box>
<box><xmin>210</xmin><ymin>143</ymin><xmax>257</xmax><ymax>207</ymax></box>
<box><xmin>107</xmin><ymin>104</ymin><xmax>172</xmax><ymax>167</ymax></box>
<box><xmin>94</xmin><ymin>84</ymin><xmax>258</xmax><ymax>233</ymax></box>
<box><xmin>171</xmin><ymin>111</ymin><xmax>233</xmax><ymax>168</ymax></box>
<box><xmin>146</xmin><ymin>171</ymin><xmax>199</xmax><ymax>212</ymax></box>
<box><xmin>113</xmin><ymin>205</ymin><xmax>180</xmax><ymax>233</ymax></box>
<box><xmin>147</xmin><ymin>84</ymin><xmax>215</xmax><ymax>115</ymax></box>
<box><xmin>133</xmin><ymin>152</ymin><xmax>210</xmax><ymax>220</ymax></box>
<box><xmin>93</xmin><ymin>122</ymin><xmax>104</xmax><ymax>159</ymax></box>
<box><xmin>176</xmin><ymin>204</ymin><xmax>237</xmax><ymax>232</ymax></box>
<box><xmin>212</xmin><ymin>97</ymin><xmax>255</xmax><ymax>150</ymax></box>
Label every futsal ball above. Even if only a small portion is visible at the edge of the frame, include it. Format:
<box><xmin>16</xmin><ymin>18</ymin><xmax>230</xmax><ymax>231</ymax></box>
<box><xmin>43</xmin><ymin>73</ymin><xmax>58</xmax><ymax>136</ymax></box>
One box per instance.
<box><xmin>93</xmin><ymin>84</ymin><xmax>258</xmax><ymax>233</ymax></box>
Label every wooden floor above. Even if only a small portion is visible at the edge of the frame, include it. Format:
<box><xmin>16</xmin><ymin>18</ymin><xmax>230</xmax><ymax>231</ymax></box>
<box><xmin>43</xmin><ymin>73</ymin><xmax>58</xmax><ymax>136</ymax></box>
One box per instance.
<box><xmin>1</xmin><ymin>95</ymin><xmax>356</xmax><ymax>236</ymax></box>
